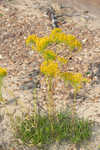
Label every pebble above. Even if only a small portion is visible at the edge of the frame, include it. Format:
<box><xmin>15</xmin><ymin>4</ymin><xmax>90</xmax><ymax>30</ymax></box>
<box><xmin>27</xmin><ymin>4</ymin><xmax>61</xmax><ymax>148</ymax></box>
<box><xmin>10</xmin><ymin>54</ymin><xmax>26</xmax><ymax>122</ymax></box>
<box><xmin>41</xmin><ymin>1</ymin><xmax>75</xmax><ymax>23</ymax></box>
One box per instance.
<box><xmin>20</xmin><ymin>80</ymin><xmax>40</xmax><ymax>90</ymax></box>
<box><xmin>0</xmin><ymin>55</ymin><xmax>3</xmax><ymax>59</ymax></box>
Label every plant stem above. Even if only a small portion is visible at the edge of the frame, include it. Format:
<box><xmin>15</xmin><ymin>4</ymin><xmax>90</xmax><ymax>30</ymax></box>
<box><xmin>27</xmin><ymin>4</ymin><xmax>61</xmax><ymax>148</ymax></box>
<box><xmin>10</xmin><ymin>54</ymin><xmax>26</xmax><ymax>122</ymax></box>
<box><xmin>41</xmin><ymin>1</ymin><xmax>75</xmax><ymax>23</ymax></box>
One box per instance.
<box><xmin>47</xmin><ymin>77</ymin><xmax>56</xmax><ymax>134</ymax></box>
<box><xmin>72</xmin><ymin>89</ymin><xmax>77</xmax><ymax>122</ymax></box>
<box><xmin>33</xmin><ymin>88</ymin><xmax>38</xmax><ymax>126</ymax></box>
<box><xmin>0</xmin><ymin>79</ymin><xmax>3</xmax><ymax>102</ymax></box>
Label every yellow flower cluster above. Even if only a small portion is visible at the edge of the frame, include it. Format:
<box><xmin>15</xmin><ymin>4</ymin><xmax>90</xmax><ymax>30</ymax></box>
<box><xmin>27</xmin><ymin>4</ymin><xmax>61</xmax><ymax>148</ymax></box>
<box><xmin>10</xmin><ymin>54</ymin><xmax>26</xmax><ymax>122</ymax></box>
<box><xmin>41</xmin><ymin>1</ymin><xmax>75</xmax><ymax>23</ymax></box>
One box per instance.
<box><xmin>26</xmin><ymin>28</ymin><xmax>90</xmax><ymax>91</ymax></box>
<box><xmin>61</xmin><ymin>72</ymin><xmax>89</xmax><ymax>90</ymax></box>
<box><xmin>26</xmin><ymin>28</ymin><xmax>82</xmax><ymax>53</ymax></box>
<box><xmin>42</xmin><ymin>49</ymin><xmax>57</xmax><ymax>60</ymax></box>
<box><xmin>57</xmin><ymin>33</ymin><xmax>68</xmax><ymax>43</ymax></box>
<box><xmin>0</xmin><ymin>67</ymin><xmax>7</xmax><ymax>78</ymax></box>
<box><xmin>49</xmin><ymin>30</ymin><xmax>62</xmax><ymax>43</ymax></box>
<box><xmin>49</xmin><ymin>29</ymin><xmax>82</xmax><ymax>51</ymax></box>
<box><xmin>40</xmin><ymin>60</ymin><xmax>60</xmax><ymax>78</ymax></box>
<box><xmin>51</xmin><ymin>28</ymin><xmax>62</xmax><ymax>34</ymax></box>
<box><xmin>36</xmin><ymin>36</ymin><xmax>51</xmax><ymax>51</ymax></box>
<box><xmin>26</xmin><ymin>35</ymin><xmax>51</xmax><ymax>52</ymax></box>
<box><xmin>65</xmin><ymin>34</ymin><xmax>82</xmax><ymax>51</ymax></box>
<box><xmin>26</xmin><ymin>34</ymin><xmax>38</xmax><ymax>46</ymax></box>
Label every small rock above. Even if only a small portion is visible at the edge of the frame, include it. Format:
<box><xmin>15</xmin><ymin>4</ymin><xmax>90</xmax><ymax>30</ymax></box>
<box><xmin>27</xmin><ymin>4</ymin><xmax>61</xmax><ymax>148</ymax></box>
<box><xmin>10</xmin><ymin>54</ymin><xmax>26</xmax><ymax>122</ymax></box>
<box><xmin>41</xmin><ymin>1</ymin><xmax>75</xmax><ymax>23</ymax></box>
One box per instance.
<box><xmin>20</xmin><ymin>80</ymin><xmax>40</xmax><ymax>90</ymax></box>
<box><xmin>82</xmin><ymin>38</ymin><xmax>87</xmax><ymax>44</ymax></box>
<box><xmin>28</xmin><ymin>50</ymin><xmax>34</xmax><ymax>56</ymax></box>
<box><xmin>0</xmin><ymin>115</ymin><xmax>4</xmax><ymax>123</ymax></box>
<box><xmin>0</xmin><ymin>55</ymin><xmax>3</xmax><ymax>59</ymax></box>
<box><xmin>0</xmin><ymin>145</ymin><xmax>4</xmax><ymax>150</ymax></box>
<box><xmin>28</xmin><ymin>69</ymin><xmax>40</xmax><ymax>77</ymax></box>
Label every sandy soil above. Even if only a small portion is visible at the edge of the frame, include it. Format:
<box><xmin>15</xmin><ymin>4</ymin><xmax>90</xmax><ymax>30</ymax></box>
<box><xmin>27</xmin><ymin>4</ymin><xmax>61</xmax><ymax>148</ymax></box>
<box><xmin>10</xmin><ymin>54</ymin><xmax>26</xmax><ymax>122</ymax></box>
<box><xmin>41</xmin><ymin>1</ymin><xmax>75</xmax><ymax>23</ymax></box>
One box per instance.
<box><xmin>0</xmin><ymin>0</ymin><xmax>100</xmax><ymax>150</ymax></box>
<box><xmin>57</xmin><ymin>0</ymin><xmax>100</xmax><ymax>17</ymax></box>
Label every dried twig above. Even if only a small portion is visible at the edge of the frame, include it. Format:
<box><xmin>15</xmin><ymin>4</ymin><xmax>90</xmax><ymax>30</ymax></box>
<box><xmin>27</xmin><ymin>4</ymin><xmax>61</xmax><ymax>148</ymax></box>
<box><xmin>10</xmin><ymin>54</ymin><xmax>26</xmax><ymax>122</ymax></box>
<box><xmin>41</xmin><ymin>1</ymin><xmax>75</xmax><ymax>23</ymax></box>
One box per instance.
<box><xmin>46</xmin><ymin>7</ymin><xmax>59</xmax><ymax>28</ymax></box>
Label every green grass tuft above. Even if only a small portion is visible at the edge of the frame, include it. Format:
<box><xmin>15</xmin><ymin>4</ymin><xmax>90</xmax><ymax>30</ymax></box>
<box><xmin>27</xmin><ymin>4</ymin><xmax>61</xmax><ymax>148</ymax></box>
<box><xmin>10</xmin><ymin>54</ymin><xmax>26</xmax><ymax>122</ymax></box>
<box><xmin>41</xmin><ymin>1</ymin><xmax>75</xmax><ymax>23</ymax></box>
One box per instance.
<box><xmin>0</xmin><ymin>13</ymin><xmax>3</xmax><ymax>17</ymax></box>
<box><xmin>14</xmin><ymin>111</ymin><xmax>93</xmax><ymax>149</ymax></box>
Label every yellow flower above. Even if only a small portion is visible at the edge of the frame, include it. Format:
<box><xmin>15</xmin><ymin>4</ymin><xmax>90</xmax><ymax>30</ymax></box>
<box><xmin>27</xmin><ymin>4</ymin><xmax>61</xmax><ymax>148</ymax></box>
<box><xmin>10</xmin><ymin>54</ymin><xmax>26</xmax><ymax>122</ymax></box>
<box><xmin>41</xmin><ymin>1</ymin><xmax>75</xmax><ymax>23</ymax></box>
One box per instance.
<box><xmin>26</xmin><ymin>29</ymin><xmax>82</xmax><ymax>53</ymax></box>
<box><xmin>61</xmin><ymin>72</ymin><xmax>89</xmax><ymax>90</ymax></box>
<box><xmin>49</xmin><ymin>29</ymin><xmax>82</xmax><ymax>51</ymax></box>
<box><xmin>49</xmin><ymin>28</ymin><xmax>63</xmax><ymax>43</ymax></box>
<box><xmin>32</xmin><ymin>45</ymin><xmax>36</xmax><ymax>51</ymax></box>
<box><xmin>36</xmin><ymin>36</ymin><xmax>51</xmax><ymax>51</ymax></box>
<box><xmin>51</xmin><ymin>28</ymin><xmax>62</xmax><ymax>35</ymax></box>
<box><xmin>26</xmin><ymin>34</ymin><xmax>38</xmax><ymax>46</ymax></box>
<box><xmin>73</xmin><ymin>40</ymin><xmax>82</xmax><ymax>51</ymax></box>
<box><xmin>42</xmin><ymin>49</ymin><xmax>57</xmax><ymax>60</ymax></box>
<box><xmin>40</xmin><ymin>60</ymin><xmax>60</xmax><ymax>77</ymax></box>
<box><xmin>0</xmin><ymin>67</ymin><xmax>7</xmax><ymax>78</ymax></box>
<box><xmin>65</xmin><ymin>34</ymin><xmax>75</xmax><ymax>45</ymax></box>
<box><xmin>57</xmin><ymin>56</ymin><xmax>68</xmax><ymax>64</ymax></box>
<box><xmin>49</xmin><ymin>32</ymin><xmax>59</xmax><ymax>43</ymax></box>
<box><xmin>64</xmin><ymin>34</ymin><xmax>82</xmax><ymax>51</ymax></box>
<box><xmin>57</xmin><ymin>33</ymin><xmax>68</xmax><ymax>43</ymax></box>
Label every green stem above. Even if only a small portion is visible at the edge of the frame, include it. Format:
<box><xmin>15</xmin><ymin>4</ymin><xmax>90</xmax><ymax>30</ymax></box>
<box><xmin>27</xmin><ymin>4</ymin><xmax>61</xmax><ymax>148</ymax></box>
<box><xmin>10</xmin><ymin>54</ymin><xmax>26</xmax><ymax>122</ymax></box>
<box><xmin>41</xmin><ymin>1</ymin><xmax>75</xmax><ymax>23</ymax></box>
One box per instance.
<box><xmin>0</xmin><ymin>79</ymin><xmax>3</xmax><ymax>101</ymax></box>
<box><xmin>33</xmin><ymin>88</ymin><xmax>38</xmax><ymax>126</ymax></box>
<box><xmin>72</xmin><ymin>89</ymin><xmax>77</xmax><ymax>122</ymax></box>
<box><xmin>47</xmin><ymin>77</ymin><xmax>55</xmax><ymax>133</ymax></box>
<box><xmin>48</xmin><ymin>77</ymin><xmax>55</xmax><ymax>116</ymax></box>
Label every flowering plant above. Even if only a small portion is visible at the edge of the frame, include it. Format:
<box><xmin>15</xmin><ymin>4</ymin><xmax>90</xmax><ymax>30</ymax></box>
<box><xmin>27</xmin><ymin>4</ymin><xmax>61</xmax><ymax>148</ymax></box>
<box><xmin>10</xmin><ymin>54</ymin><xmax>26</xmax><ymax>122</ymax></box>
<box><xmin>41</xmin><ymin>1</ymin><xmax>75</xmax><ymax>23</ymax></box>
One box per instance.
<box><xmin>26</xmin><ymin>28</ymin><xmax>89</xmax><ymax>116</ymax></box>
<box><xmin>40</xmin><ymin>60</ymin><xmax>60</xmax><ymax>78</ymax></box>
<box><xmin>26</xmin><ymin>28</ymin><xmax>88</xmax><ymax>88</ymax></box>
<box><xmin>14</xmin><ymin>28</ymin><xmax>91</xmax><ymax>148</ymax></box>
<box><xmin>0</xmin><ymin>67</ymin><xmax>7</xmax><ymax>101</ymax></box>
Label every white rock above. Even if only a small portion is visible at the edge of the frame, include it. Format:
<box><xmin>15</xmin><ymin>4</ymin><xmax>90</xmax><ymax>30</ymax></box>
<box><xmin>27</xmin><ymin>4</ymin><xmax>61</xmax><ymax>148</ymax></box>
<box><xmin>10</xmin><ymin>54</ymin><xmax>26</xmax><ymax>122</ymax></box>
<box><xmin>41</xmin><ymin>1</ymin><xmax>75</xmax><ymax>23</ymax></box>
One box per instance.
<box><xmin>0</xmin><ymin>55</ymin><xmax>3</xmax><ymax>59</ymax></box>
<box><xmin>82</xmin><ymin>38</ymin><xmax>87</xmax><ymax>44</ymax></box>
